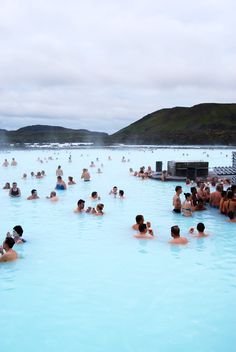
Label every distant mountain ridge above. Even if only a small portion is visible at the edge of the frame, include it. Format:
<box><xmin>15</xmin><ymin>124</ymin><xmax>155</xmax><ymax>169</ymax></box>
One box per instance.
<box><xmin>0</xmin><ymin>103</ymin><xmax>235</xmax><ymax>145</ymax></box>
<box><xmin>0</xmin><ymin>125</ymin><xmax>108</xmax><ymax>144</ymax></box>
<box><xmin>111</xmin><ymin>103</ymin><xmax>236</xmax><ymax>145</ymax></box>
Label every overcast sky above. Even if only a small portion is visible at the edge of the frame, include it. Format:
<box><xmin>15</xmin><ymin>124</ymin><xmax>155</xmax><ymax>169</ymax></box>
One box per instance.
<box><xmin>0</xmin><ymin>0</ymin><xmax>235</xmax><ymax>133</ymax></box>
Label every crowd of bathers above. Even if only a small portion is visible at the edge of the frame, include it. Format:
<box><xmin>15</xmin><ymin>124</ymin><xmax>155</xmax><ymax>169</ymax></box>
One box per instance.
<box><xmin>131</xmin><ymin>214</ymin><xmax>209</xmax><ymax>243</ymax></box>
<box><xmin>172</xmin><ymin>181</ymin><xmax>236</xmax><ymax>221</ymax></box>
<box><xmin>1</xmin><ymin>157</ymin><xmax>235</xmax><ymax>263</ymax></box>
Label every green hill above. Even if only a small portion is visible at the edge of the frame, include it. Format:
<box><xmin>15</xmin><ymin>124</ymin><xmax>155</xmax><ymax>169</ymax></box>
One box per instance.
<box><xmin>0</xmin><ymin>125</ymin><xmax>108</xmax><ymax>144</ymax></box>
<box><xmin>0</xmin><ymin>103</ymin><xmax>235</xmax><ymax>145</ymax></box>
<box><xmin>110</xmin><ymin>103</ymin><xmax>236</xmax><ymax>145</ymax></box>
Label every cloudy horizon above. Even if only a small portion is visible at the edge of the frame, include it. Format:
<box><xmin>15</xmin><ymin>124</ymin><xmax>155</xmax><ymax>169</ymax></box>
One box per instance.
<box><xmin>0</xmin><ymin>0</ymin><xmax>235</xmax><ymax>133</ymax></box>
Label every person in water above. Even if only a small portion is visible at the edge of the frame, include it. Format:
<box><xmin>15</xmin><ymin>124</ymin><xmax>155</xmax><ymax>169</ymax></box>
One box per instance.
<box><xmin>134</xmin><ymin>223</ymin><xmax>155</xmax><ymax>239</ymax></box>
<box><xmin>56</xmin><ymin>165</ymin><xmax>63</xmax><ymax>176</ymax></box>
<box><xmin>55</xmin><ymin>176</ymin><xmax>67</xmax><ymax>190</ymax></box>
<box><xmin>173</xmin><ymin>186</ymin><xmax>182</xmax><ymax>213</ymax></box>
<box><xmin>93</xmin><ymin>203</ymin><xmax>104</xmax><ymax>215</ymax></box>
<box><xmin>182</xmin><ymin>193</ymin><xmax>193</xmax><ymax>217</ymax></box>
<box><xmin>189</xmin><ymin>223</ymin><xmax>208</xmax><ymax>237</ymax></box>
<box><xmin>81</xmin><ymin>168</ymin><xmax>91</xmax><ymax>181</ymax></box>
<box><xmin>68</xmin><ymin>176</ymin><xmax>76</xmax><ymax>185</ymax></box>
<box><xmin>3</xmin><ymin>182</ymin><xmax>10</xmax><ymax>190</ymax></box>
<box><xmin>2</xmin><ymin>159</ymin><xmax>9</xmax><ymax>167</ymax></box>
<box><xmin>119</xmin><ymin>190</ymin><xmax>125</xmax><ymax>198</ymax></box>
<box><xmin>74</xmin><ymin>199</ymin><xmax>85</xmax><ymax>213</ymax></box>
<box><xmin>132</xmin><ymin>214</ymin><xmax>144</xmax><ymax>230</ymax></box>
<box><xmin>0</xmin><ymin>237</ymin><xmax>18</xmax><ymax>262</ymax></box>
<box><xmin>27</xmin><ymin>189</ymin><xmax>39</xmax><ymax>200</ymax></box>
<box><xmin>109</xmin><ymin>186</ymin><xmax>118</xmax><ymax>196</ymax></box>
<box><xmin>90</xmin><ymin>191</ymin><xmax>101</xmax><ymax>201</ymax></box>
<box><xmin>11</xmin><ymin>158</ymin><xmax>17</xmax><ymax>166</ymax></box>
<box><xmin>46</xmin><ymin>191</ymin><xmax>59</xmax><ymax>201</ymax></box>
<box><xmin>7</xmin><ymin>225</ymin><xmax>26</xmax><ymax>244</ymax></box>
<box><xmin>169</xmin><ymin>226</ymin><xmax>188</xmax><ymax>245</ymax></box>
<box><xmin>9</xmin><ymin>182</ymin><xmax>21</xmax><ymax>197</ymax></box>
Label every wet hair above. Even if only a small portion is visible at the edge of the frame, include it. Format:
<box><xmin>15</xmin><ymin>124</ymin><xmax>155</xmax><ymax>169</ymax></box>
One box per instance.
<box><xmin>119</xmin><ymin>190</ymin><xmax>124</xmax><ymax>196</ymax></box>
<box><xmin>58</xmin><ymin>165</ymin><xmax>61</xmax><ymax>169</ymax></box>
<box><xmin>97</xmin><ymin>203</ymin><xmax>104</xmax><ymax>211</ymax></box>
<box><xmin>57</xmin><ymin>176</ymin><xmax>62</xmax><ymax>180</ymax></box>
<box><xmin>171</xmin><ymin>225</ymin><xmax>180</xmax><ymax>236</ymax></box>
<box><xmin>139</xmin><ymin>223</ymin><xmax>147</xmax><ymax>233</ymax></box>
<box><xmin>68</xmin><ymin>176</ymin><xmax>73</xmax><ymax>181</ymax></box>
<box><xmin>228</xmin><ymin>211</ymin><xmax>235</xmax><ymax>220</ymax></box>
<box><xmin>77</xmin><ymin>199</ymin><xmax>85</xmax><ymax>206</ymax></box>
<box><xmin>135</xmin><ymin>215</ymin><xmax>144</xmax><ymax>224</ymax></box>
<box><xmin>175</xmin><ymin>186</ymin><xmax>182</xmax><ymax>192</ymax></box>
<box><xmin>4</xmin><ymin>236</ymin><xmax>15</xmax><ymax>248</ymax></box>
<box><xmin>184</xmin><ymin>193</ymin><xmax>191</xmax><ymax>199</ymax></box>
<box><xmin>91</xmin><ymin>191</ymin><xmax>98</xmax><ymax>198</ymax></box>
<box><xmin>13</xmin><ymin>225</ymin><xmax>23</xmax><ymax>236</ymax></box>
<box><xmin>197</xmin><ymin>223</ymin><xmax>205</xmax><ymax>232</ymax></box>
<box><xmin>50</xmin><ymin>191</ymin><xmax>56</xmax><ymax>197</ymax></box>
<box><xmin>31</xmin><ymin>189</ymin><xmax>37</xmax><ymax>195</ymax></box>
<box><xmin>190</xmin><ymin>187</ymin><xmax>197</xmax><ymax>194</ymax></box>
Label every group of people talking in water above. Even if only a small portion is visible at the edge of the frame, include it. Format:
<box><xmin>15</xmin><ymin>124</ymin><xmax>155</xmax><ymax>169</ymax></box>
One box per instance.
<box><xmin>132</xmin><ymin>214</ymin><xmax>208</xmax><ymax>243</ymax></box>
<box><xmin>172</xmin><ymin>182</ymin><xmax>236</xmax><ymax>221</ymax></box>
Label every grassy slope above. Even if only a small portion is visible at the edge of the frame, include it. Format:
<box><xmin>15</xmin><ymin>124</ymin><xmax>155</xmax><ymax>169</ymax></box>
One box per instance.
<box><xmin>110</xmin><ymin>103</ymin><xmax>236</xmax><ymax>144</ymax></box>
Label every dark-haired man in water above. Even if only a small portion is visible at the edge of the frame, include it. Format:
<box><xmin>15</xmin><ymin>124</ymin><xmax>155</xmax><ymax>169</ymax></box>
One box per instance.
<box><xmin>169</xmin><ymin>226</ymin><xmax>188</xmax><ymax>245</ymax></box>
<box><xmin>0</xmin><ymin>237</ymin><xmax>18</xmax><ymax>262</ymax></box>
<box><xmin>173</xmin><ymin>186</ymin><xmax>182</xmax><ymax>213</ymax></box>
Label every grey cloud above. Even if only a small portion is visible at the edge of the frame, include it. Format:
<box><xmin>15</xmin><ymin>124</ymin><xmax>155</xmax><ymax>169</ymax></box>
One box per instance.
<box><xmin>0</xmin><ymin>0</ymin><xmax>235</xmax><ymax>132</ymax></box>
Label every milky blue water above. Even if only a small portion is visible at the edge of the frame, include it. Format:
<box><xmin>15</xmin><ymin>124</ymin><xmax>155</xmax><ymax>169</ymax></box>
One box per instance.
<box><xmin>0</xmin><ymin>147</ymin><xmax>235</xmax><ymax>352</ymax></box>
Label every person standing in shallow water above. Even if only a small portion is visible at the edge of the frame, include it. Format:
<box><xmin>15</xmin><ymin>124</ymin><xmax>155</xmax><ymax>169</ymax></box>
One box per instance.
<box><xmin>173</xmin><ymin>186</ymin><xmax>182</xmax><ymax>213</ymax></box>
<box><xmin>56</xmin><ymin>165</ymin><xmax>63</xmax><ymax>177</ymax></box>
<box><xmin>81</xmin><ymin>168</ymin><xmax>90</xmax><ymax>182</ymax></box>
<box><xmin>2</xmin><ymin>159</ymin><xmax>9</xmax><ymax>167</ymax></box>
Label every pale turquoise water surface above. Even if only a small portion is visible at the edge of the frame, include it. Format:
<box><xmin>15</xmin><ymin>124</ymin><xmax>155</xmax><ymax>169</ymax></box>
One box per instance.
<box><xmin>0</xmin><ymin>147</ymin><xmax>235</xmax><ymax>352</ymax></box>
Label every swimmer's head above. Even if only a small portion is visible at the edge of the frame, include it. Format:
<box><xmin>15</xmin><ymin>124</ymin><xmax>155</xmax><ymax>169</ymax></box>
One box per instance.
<box><xmin>119</xmin><ymin>190</ymin><xmax>124</xmax><ymax>196</ymax></box>
<box><xmin>13</xmin><ymin>225</ymin><xmax>23</xmax><ymax>237</ymax></box>
<box><xmin>77</xmin><ymin>199</ymin><xmax>85</xmax><ymax>208</ymax></box>
<box><xmin>184</xmin><ymin>193</ymin><xmax>191</xmax><ymax>200</ymax></box>
<box><xmin>91</xmin><ymin>191</ymin><xmax>98</xmax><ymax>198</ymax></box>
<box><xmin>196</xmin><ymin>223</ymin><xmax>205</xmax><ymax>232</ymax></box>
<box><xmin>4</xmin><ymin>236</ymin><xmax>15</xmax><ymax>250</ymax></box>
<box><xmin>139</xmin><ymin>223</ymin><xmax>147</xmax><ymax>233</ymax></box>
<box><xmin>175</xmin><ymin>186</ymin><xmax>182</xmax><ymax>193</ymax></box>
<box><xmin>135</xmin><ymin>215</ymin><xmax>144</xmax><ymax>224</ymax></box>
<box><xmin>50</xmin><ymin>191</ymin><xmax>56</xmax><ymax>197</ymax></box>
<box><xmin>31</xmin><ymin>189</ymin><xmax>37</xmax><ymax>195</ymax></box>
<box><xmin>96</xmin><ymin>203</ymin><xmax>104</xmax><ymax>211</ymax></box>
<box><xmin>171</xmin><ymin>225</ymin><xmax>180</xmax><ymax>238</ymax></box>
